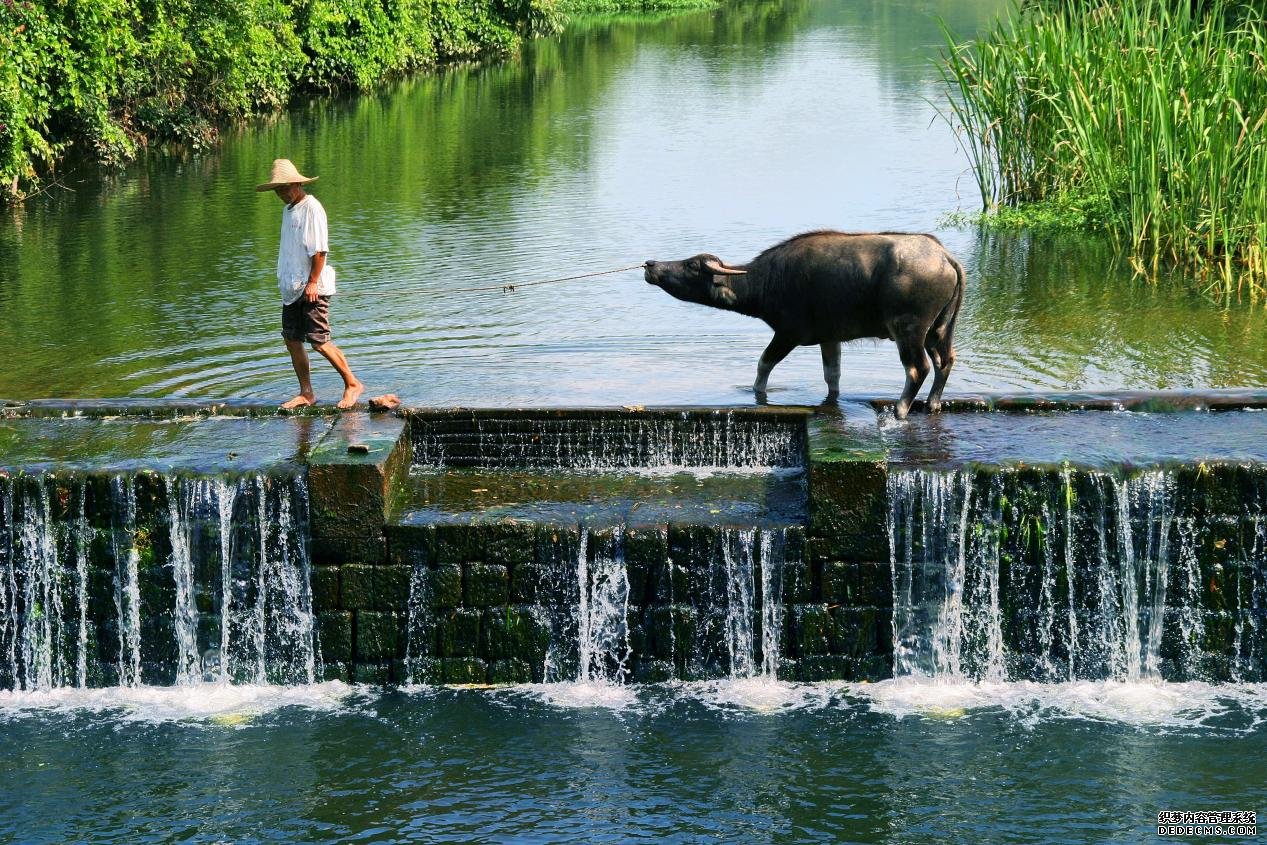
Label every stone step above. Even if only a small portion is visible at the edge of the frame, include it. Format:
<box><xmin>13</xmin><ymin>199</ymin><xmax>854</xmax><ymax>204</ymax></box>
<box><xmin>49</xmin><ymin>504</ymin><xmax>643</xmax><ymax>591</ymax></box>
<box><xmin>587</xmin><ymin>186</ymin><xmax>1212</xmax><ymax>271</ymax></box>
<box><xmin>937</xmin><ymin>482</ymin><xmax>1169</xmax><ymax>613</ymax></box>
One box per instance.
<box><xmin>388</xmin><ymin>467</ymin><xmax>808</xmax><ymax>529</ymax></box>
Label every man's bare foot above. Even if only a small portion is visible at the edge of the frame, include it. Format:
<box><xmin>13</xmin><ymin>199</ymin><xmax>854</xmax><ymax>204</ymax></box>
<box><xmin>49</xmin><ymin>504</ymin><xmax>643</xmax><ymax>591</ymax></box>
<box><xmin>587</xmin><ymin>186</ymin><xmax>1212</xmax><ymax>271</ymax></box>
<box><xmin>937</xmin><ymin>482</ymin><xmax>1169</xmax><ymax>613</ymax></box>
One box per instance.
<box><xmin>336</xmin><ymin>381</ymin><xmax>364</xmax><ymax>410</ymax></box>
<box><xmin>280</xmin><ymin>392</ymin><xmax>316</xmax><ymax>410</ymax></box>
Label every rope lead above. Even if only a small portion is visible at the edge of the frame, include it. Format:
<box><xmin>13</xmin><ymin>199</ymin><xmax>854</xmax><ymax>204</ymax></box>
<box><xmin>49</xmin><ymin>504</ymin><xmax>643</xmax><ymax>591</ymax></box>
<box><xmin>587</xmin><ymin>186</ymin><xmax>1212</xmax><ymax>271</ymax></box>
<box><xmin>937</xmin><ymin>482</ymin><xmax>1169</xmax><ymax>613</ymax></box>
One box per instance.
<box><xmin>346</xmin><ymin>263</ymin><xmax>645</xmax><ymax>297</ymax></box>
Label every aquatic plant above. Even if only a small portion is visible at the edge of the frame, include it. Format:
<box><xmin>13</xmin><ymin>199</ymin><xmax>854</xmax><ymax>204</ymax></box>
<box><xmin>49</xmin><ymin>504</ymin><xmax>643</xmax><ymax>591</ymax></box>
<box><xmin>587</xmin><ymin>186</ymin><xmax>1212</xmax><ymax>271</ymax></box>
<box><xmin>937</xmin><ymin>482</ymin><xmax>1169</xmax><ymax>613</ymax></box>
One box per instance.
<box><xmin>941</xmin><ymin>0</ymin><xmax>1267</xmax><ymax>299</ymax></box>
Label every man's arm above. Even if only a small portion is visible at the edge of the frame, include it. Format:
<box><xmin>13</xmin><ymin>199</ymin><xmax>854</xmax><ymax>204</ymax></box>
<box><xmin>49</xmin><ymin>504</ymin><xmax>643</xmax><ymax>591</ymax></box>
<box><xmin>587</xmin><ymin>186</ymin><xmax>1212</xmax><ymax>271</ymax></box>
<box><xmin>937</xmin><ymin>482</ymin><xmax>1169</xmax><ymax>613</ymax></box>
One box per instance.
<box><xmin>305</xmin><ymin>252</ymin><xmax>327</xmax><ymax>303</ymax></box>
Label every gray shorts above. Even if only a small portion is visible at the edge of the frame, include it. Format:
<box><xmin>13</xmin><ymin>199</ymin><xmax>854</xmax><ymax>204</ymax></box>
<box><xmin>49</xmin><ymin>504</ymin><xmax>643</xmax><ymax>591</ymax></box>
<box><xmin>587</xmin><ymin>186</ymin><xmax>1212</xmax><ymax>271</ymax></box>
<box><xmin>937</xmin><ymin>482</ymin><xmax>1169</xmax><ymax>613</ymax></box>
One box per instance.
<box><xmin>281</xmin><ymin>296</ymin><xmax>331</xmax><ymax>344</ymax></box>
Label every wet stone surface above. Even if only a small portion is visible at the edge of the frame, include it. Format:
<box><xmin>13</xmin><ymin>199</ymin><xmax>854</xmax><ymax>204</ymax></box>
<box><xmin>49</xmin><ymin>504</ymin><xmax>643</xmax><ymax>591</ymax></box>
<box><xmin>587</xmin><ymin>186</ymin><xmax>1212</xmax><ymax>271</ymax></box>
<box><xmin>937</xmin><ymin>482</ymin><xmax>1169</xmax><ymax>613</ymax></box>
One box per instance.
<box><xmin>0</xmin><ymin>416</ymin><xmax>332</xmax><ymax>473</ymax></box>
<box><xmin>390</xmin><ymin>468</ymin><xmax>808</xmax><ymax>528</ymax></box>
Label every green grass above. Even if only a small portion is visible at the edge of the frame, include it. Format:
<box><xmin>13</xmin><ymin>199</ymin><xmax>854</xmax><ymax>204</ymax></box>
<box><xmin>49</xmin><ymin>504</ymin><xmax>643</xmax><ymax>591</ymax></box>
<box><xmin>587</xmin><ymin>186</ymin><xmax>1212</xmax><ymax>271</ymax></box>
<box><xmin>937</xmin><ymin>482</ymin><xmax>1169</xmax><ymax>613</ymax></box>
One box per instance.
<box><xmin>941</xmin><ymin>0</ymin><xmax>1267</xmax><ymax>300</ymax></box>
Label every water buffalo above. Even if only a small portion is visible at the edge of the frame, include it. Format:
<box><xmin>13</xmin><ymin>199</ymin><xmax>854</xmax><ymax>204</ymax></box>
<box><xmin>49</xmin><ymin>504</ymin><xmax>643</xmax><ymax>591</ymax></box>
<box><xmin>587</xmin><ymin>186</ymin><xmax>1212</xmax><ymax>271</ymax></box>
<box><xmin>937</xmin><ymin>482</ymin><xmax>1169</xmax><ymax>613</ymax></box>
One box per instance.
<box><xmin>644</xmin><ymin>230</ymin><xmax>965</xmax><ymax>419</ymax></box>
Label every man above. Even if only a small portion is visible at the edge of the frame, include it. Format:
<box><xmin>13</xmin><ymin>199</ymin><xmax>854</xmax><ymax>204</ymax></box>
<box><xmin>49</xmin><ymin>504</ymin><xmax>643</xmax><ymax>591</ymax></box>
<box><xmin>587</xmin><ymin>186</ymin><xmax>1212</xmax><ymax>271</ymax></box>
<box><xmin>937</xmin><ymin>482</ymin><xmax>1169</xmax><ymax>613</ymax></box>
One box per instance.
<box><xmin>256</xmin><ymin>158</ymin><xmax>363</xmax><ymax>410</ymax></box>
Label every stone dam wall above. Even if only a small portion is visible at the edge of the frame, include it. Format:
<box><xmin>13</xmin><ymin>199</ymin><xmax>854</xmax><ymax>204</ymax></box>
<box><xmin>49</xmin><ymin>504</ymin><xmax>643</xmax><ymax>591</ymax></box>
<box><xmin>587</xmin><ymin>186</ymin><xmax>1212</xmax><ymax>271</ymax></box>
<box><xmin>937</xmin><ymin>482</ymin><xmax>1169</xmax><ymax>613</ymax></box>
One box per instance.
<box><xmin>1</xmin><ymin>394</ymin><xmax>1265</xmax><ymax>688</ymax></box>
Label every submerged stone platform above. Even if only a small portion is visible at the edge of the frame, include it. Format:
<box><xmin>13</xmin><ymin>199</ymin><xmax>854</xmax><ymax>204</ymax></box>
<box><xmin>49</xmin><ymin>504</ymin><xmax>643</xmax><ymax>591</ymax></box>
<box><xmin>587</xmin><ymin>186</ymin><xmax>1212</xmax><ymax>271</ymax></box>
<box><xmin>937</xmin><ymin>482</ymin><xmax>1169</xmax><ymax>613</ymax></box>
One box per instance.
<box><xmin>1</xmin><ymin>391</ymin><xmax>1266</xmax><ymax>689</ymax></box>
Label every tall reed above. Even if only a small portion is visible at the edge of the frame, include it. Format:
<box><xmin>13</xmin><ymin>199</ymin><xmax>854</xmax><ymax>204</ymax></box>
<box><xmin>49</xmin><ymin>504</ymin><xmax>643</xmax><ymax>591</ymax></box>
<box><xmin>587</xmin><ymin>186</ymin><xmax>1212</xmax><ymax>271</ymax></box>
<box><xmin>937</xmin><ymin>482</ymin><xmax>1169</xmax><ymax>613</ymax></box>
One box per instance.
<box><xmin>942</xmin><ymin>0</ymin><xmax>1267</xmax><ymax>299</ymax></box>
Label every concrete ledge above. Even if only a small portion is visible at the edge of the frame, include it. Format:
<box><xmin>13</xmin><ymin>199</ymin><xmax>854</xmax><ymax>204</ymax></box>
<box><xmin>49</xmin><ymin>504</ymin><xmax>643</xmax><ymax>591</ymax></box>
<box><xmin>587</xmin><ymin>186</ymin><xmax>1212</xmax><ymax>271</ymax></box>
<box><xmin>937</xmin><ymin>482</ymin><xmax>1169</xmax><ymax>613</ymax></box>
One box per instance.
<box><xmin>870</xmin><ymin>389</ymin><xmax>1267</xmax><ymax>414</ymax></box>
<box><xmin>807</xmin><ymin>405</ymin><xmax>890</xmax><ymax>563</ymax></box>
<box><xmin>307</xmin><ymin>413</ymin><xmax>412</xmax><ymax>564</ymax></box>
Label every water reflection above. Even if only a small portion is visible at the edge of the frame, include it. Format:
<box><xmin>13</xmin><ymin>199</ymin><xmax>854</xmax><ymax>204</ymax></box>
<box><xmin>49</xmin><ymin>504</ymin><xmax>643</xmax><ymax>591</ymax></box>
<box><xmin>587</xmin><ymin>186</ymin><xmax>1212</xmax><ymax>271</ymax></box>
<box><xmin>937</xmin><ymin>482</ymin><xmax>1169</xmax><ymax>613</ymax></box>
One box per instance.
<box><xmin>0</xmin><ymin>0</ymin><xmax>1262</xmax><ymax>407</ymax></box>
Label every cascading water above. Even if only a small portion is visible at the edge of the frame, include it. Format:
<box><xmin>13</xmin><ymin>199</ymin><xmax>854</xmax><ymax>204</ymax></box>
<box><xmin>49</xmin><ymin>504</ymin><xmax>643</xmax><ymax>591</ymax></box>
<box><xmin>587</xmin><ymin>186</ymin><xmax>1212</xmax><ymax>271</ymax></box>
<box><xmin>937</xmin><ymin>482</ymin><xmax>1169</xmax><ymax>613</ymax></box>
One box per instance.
<box><xmin>721</xmin><ymin>528</ymin><xmax>759</xmax><ymax>678</ymax></box>
<box><xmin>0</xmin><ymin>471</ymin><xmax>317</xmax><ymax>691</ymax></box>
<box><xmin>888</xmin><ymin>465</ymin><xmax>1262</xmax><ymax>683</ymax></box>
<box><xmin>684</xmin><ymin>526</ymin><xmax>790</xmax><ymax>681</ymax></box>
<box><xmin>575</xmin><ymin>527</ymin><xmax>632</xmax><ymax>684</ymax></box>
<box><xmin>715</xmin><ymin>528</ymin><xmax>786</xmax><ymax>679</ymax></box>
<box><xmin>412</xmin><ymin>411</ymin><xmax>805</xmax><ymax>470</ymax></box>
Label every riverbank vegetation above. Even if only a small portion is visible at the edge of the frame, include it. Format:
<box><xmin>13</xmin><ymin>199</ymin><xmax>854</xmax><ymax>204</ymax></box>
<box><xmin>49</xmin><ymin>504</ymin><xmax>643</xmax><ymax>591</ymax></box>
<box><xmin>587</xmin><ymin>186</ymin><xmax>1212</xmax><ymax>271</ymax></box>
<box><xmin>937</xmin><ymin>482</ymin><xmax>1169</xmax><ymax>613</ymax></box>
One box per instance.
<box><xmin>0</xmin><ymin>0</ymin><xmax>710</xmax><ymax>205</ymax></box>
<box><xmin>942</xmin><ymin>0</ymin><xmax>1267</xmax><ymax>299</ymax></box>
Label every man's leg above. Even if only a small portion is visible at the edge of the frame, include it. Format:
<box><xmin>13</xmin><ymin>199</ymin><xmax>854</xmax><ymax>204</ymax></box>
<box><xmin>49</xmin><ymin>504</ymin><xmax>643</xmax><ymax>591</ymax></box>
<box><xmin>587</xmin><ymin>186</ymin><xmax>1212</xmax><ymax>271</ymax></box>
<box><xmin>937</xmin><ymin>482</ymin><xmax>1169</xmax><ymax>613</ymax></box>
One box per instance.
<box><xmin>311</xmin><ymin>341</ymin><xmax>363</xmax><ymax>409</ymax></box>
<box><xmin>281</xmin><ymin>339</ymin><xmax>317</xmax><ymax>409</ymax></box>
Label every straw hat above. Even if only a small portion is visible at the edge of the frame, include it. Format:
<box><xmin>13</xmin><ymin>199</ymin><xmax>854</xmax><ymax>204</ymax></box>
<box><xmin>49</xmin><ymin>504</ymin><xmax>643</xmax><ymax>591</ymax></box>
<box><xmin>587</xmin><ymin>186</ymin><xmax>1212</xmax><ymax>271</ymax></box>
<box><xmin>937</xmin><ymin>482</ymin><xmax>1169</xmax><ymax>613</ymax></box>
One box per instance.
<box><xmin>255</xmin><ymin>158</ymin><xmax>318</xmax><ymax>191</ymax></box>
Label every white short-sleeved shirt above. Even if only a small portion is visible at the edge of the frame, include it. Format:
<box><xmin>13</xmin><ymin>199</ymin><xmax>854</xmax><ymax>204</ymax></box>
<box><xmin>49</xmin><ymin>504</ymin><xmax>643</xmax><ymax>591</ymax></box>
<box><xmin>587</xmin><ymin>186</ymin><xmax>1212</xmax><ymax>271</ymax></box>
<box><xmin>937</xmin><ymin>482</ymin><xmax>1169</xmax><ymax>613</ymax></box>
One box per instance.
<box><xmin>277</xmin><ymin>194</ymin><xmax>337</xmax><ymax>305</ymax></box>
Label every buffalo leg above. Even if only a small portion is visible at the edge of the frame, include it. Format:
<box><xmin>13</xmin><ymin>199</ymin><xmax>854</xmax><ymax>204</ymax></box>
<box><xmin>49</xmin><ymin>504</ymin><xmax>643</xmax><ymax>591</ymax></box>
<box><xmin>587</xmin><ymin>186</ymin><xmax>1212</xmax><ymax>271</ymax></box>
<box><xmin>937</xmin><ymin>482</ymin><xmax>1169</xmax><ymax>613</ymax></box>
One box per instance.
<box><xmin>925</xmin><ymin>334</ymin><xmax>956</xmax><ymax>413</ymax></box>
<box><xmin>894</xmin><ymin>332</ymin><xmax>931</xmax><ymax>420</ymax></box>
<box><xmin>754</xmin><ymin>333</ymin><xmax>797</xmax><ymax>394</ymax></box>
<box><xmin>820</xmin><ymin>342</ymin><xmax>841</xmax><ymax>398</ymax></box>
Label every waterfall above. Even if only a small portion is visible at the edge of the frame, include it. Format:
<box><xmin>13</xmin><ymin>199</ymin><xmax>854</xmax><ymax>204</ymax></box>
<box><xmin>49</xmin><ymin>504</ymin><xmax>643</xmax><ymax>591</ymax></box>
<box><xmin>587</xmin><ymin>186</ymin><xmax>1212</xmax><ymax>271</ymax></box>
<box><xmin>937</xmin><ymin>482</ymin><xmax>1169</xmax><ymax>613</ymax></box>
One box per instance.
<box><xmin>716</xmin><ymin>527</ymin><xmax>787</xmax><ymax>680</ymax></box>
<box><xmin>216</xmin><ymin>477</ymin><xmax>236</xmax><ymax>682</ymax></box>
<box><xmin>0</xmin><ymin>470</ymin><xmax>317</xmax><ymax>691</ymax></box>
<box><xmin>722</xmin><ymin>528</ymin><xmax>758</xmax><ymax>678</ymax></box>
<box><xmin>411</xmin><ymin>411</ymin><xmax>805</xmax><ymax>470</ymax></box>
<box><xmin>166</xmin><ymin>476</ymin><xmax>201</xmax><ymax>684</ymax></box>
<box><xmin>111</xmin><ymin>476</ymin><xmax>143</xmax><ymax>687</ymax></box>
<box><xmin>887</xmin><ymin>465</ymin><xmax>1259</xmax><ymax>684</ymax></box>
<box><xmin>576</xmin><ymin>527</ymin><xmax>632</xmax><ymax>684</ymax></box>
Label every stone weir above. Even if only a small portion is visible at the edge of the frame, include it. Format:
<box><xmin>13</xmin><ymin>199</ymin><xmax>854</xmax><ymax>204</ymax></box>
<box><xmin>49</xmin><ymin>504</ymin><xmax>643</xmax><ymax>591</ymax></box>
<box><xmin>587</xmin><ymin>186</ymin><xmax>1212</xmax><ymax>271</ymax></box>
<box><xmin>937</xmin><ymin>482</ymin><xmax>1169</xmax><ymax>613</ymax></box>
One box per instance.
<box><xmin>1</xmin><ymin>393</ymin><xmax>1266</xmax><ymax>688</ymax></box>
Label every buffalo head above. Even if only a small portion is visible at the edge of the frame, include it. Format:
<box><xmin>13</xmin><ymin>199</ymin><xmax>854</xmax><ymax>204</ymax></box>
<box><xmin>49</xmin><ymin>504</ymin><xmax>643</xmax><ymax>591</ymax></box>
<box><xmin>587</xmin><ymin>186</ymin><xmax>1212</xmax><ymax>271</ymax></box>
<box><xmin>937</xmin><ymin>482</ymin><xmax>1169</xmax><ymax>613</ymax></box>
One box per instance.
<box><xmin>644</xmin><ymin>254</ymin><xmax>746</xmax><ymax>307</ymax></box>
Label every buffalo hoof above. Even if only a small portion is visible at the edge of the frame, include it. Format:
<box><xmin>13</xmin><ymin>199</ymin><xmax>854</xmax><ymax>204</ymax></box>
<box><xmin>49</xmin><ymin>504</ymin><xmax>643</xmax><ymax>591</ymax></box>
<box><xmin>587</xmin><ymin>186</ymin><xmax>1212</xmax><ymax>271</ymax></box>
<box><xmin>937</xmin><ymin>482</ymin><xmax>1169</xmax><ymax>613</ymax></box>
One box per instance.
<box><xmin>927</xmin><ymin>400</ymin><xmax>942</xmax><ymax>414</ymax></box>
<box><xmin>893</xmin><ymin>402</ymin><xmax>911</xmax><ymax>420</ymax></box>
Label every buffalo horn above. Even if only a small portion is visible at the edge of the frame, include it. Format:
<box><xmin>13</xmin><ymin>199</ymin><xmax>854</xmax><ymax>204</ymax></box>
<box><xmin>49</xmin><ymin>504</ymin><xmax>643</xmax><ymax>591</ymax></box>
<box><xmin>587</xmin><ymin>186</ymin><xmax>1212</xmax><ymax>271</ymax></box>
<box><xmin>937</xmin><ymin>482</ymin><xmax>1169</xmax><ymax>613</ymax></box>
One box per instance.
<box><xmin>703</xmin><ymin>259</ymin><xmax>746</xmax><ymax>276</ymax></box>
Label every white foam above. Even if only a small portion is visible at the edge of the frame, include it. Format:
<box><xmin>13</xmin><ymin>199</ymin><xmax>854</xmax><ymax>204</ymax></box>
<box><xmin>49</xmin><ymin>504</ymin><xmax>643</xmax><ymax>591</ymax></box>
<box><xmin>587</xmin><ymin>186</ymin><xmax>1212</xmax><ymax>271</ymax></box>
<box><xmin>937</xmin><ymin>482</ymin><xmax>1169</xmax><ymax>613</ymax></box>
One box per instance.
<box><xmin>0</xmin><ymin>681</ymin><xmax>355</xmax><ymax>725</ymax></box>
<box><xmin>683</xmin><ymin>678</ymin><xmax>837</xmax><ymax>713</ymax></box>
<box><xmin>860</xmin><ymin>677</ymin><xmax>1267</xmax><ymax>730</ymax></box>
<box><xmin>504</xmin><ymin>681</ymin><xmax>639</xmax><ymax>710</ymax></box>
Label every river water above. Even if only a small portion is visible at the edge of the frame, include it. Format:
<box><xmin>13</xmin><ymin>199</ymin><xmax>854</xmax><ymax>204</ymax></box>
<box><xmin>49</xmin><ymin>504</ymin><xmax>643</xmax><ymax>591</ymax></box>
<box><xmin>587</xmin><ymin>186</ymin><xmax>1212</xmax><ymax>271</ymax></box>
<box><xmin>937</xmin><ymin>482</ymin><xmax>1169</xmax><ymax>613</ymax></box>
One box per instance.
<box><xmin>2</xmin><ymin>681</ymin><xmax>1265</xmax><ymax>843</ymax></box>
<box><xmin>2</xmin><ymin>0</ymin><xmax>1264</xmax><ymax>406</ymax></box>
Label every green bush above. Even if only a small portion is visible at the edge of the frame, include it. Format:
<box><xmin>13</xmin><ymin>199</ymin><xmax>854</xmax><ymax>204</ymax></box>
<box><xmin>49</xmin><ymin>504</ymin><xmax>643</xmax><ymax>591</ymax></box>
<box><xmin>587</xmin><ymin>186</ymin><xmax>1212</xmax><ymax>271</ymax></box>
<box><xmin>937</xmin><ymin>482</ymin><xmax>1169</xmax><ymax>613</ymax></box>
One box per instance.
<box><xmin>0</xmin><ymin>0</ymin><xmax>562</xmax><ymax>202</ymax></box>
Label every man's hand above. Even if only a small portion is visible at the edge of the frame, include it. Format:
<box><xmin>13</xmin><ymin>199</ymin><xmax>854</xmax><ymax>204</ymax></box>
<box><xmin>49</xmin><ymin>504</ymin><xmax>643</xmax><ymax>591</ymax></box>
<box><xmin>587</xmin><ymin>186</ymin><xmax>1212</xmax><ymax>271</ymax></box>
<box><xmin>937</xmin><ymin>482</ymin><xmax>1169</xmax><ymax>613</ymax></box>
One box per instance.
<box><xmin>306</xmin><ymin>251</ymin><xmax>327</xmax><ymax>303</ymax></box>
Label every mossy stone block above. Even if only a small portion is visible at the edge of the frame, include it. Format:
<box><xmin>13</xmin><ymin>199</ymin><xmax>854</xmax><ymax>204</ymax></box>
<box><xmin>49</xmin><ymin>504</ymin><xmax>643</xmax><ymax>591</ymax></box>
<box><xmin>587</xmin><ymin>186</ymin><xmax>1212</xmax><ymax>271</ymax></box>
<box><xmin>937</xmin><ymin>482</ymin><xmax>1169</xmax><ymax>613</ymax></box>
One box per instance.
<box><xmin>353</xmin><ymin>663</ymin><xmax>391</xmax><ymax>684</ymax></box>
<box><xmin>311</xmin><ymin>532</ymin><xmax>387</xmax><ymax>568</ymax></box>
<box><xmin>308</xmin><ymin>413</ymin><xmax>409</xmax><ymax>565</ymax></box>
<box><xmin>1201</xmin><ymin>611</ymin><xmax>1237</xmax><ymax>655</ymax></box>
<box><xmin>483</xmin><ymin>522</ymin><xmax>535</xmax><ymax>569</ymax></box>
<box><xmin>781</xmin><ymin>555</ymin><xmax>812</xmax><ymax>605</ymax></box>
<box><xmin>809</xmin><ymin>459</ymin><xmax>888</xmax><ymax>561</ymax></box>
<box><xmin>792</xmin><ymin>604</ymin><xmax>833</xmax><ymax>656</ymax></box>
<box><xmin>387</xmin><ymin>523</ymin><xmax>434</xmax><ymax>569</ymax></box>
<box><xmin>435</xmin><ymin>524</ymin><xmax>481</xmax><ymax>564</ymax></box>
<box><xmin>830</xmin><ymin>606</ymin><xmax>889</xmax><ymax>658</ymax></box>
<box><xmin>443</xmin><ymin>657</ymin><xmax>488</xmax><ymax>684</ymax></box>
<box><xmin>375</xmin><ymin>564</ymin><xmax>411</xmax><ymax>611</ymax></box>
<box><xmin>488</xmin><ymin>658</ymin><xmax>533</xmax><ymax>684</ymax></box>
<box><xmin>625</xmin><ymin>525</ymin><xmax>668</xmax><ymax>605</ymax></box>
<box><xmin>481</xmin><ymin>606</ymin><xmax>549</xmax><ymax>664</ymax></box>
<box><xmin>321</xmin><ymin>610</ymin><xmax>355</xmax><ymax>665</ymax></box>
<box><xmin>356</xmin><ymin>611</ymin><xmax>400</xmax><ymax>661</ymax></box>
<box><xmin>627</xmin><ymin>616</ymin><xmax>647</xmax><ymax>660</ymax></box>
<box><xmin>794</xmin><ymin>654</ymin><xmax>852</xmax><ymax>681</ymax></box>
<box><xmin>854</xmin><ymin>654</ymin><xmax>892</xmax><ymax>681</ymax></box>
<box><xmin>197</xmin><ymin>614</ymin><xmax>221</xmax><ymax>654</ymax></box>
<box><xmin>430</xmin><ymin>563</ymin><xmax>463</xmax><ymax>610</ymax></box>
<box><xmin>322</xmin><ymin>662</ymin><xmax>350</xmax><ymax>682</ymax></box>
<box><xmin>436</xmin><ymin>608</ymin><xmax>481</xmax><ymax>658</ymax></box>
<box><xmin>194</xmin><ymin>585</ymin><xmax>216</xmax><ymax>616</ymax></box>
<box><xmin>510</xmin><ymin>562</ymin><xmax>541</xmax><ymax>604</ymax></box>
<box><xmin>821</xmin><ymin>561</ymin><xmax>893</xmax><ymax>607</ymax></box>
<box><xmin>648</xmin><ymin>605</ymin><xmax>675</xmax><ymax>660</ymax></box>
<box><xmin>465</xmin><ymin>563</ymin><xmax>509</xmax><ymax>607</ymax></box>
<box><xmin>534</xmin><ymin>524</ymin><xmax>582</xmax><ymax>569</ymax></box>
<box><xmin>312</xmin><ymin>565</ymin><xmax>341</xmax><ymax>611</ymax></box>
<box><xmin>406</xmin><ymin>657</ymin><xmax>445</xmax><ymax>685</ymax></box>
<box><xmin>632</xmin><ymin>659</ymin><xmax>675</xmax><ymax>683</ymax></box>
<box><xmin>342</xmin><ymin>564</ymin><xmax>375</xmax><ymax>610</ymax></box>
<box><xmin>668</xmin><ymin>524</ymin><xmax>722</xmax><ymax>568</ymax></box>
